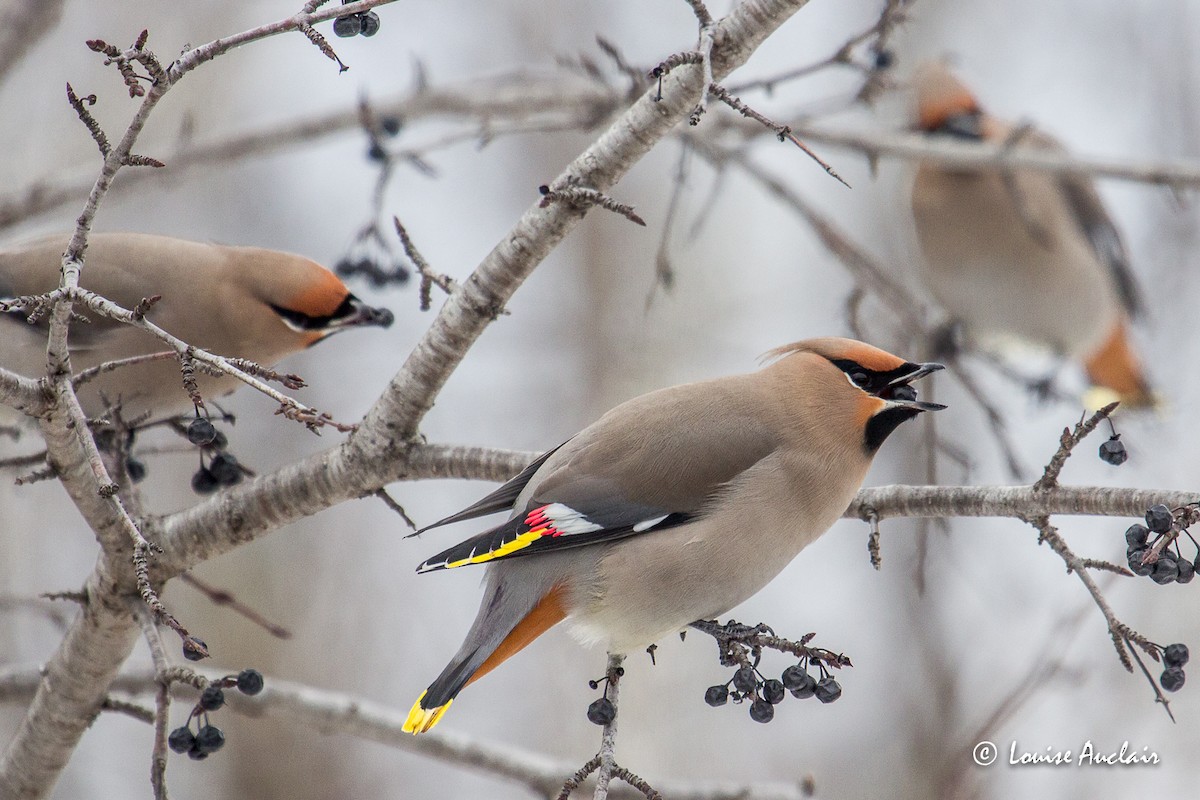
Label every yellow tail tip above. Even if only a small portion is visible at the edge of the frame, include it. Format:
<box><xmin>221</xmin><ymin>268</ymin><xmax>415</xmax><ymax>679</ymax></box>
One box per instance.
<box><xmin>402</xmin><ymin>691</ymin><xmax>452</xmax><ymax>735</ymax></box>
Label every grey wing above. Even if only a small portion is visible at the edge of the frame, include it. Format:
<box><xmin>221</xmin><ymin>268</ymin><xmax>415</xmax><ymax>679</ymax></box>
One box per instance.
<box><xmin>1058</xmin><ymin>174</ymin><xmax>1143</xmax><ymax>317</ymax></box>
<box><xmin>411</xmin><ymin>442</ymin><xmax>569</xmax><ymax>535</ymax></box>
<box><xmin>416</xmin><ymin>384</ymin><xmax>780</xmax><ymax>573</ymax></box>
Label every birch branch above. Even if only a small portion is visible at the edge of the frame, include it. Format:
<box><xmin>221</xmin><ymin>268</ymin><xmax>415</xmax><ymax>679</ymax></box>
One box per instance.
<box><xmin>0</xmin><ymin>666</ymin><xmax>808</xmax><ymax>800</ymax></box>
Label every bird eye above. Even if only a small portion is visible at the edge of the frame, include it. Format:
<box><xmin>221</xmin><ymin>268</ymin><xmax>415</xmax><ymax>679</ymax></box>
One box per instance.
<box><xmin>850</xmin><ymin>371</ymin><xmax>870</xmax><ymax>387</ymax></box>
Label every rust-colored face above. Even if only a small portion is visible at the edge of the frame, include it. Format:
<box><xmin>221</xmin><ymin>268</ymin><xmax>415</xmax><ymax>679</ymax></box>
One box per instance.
<box><xmin>913</xmin><ymin>62</ymin><xmax>981</xmax><ymax>132</ymax></box>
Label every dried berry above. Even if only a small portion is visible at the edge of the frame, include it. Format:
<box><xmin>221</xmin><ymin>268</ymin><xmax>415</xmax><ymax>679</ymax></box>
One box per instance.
<box><xmin>748</xmin><ymin>698</ymin><xmax>774</xmax><ymax>723</ymax></box>
<box><xmin>209</xmin><ymin>453</ymin><xmax>242</xmax><ymax>486</ymax></box>
<box><xmin>704</xmin><ymin>684</ymin><xmax>728</xmax><ymax>707</ymax></box>
<box><xmin>191</xmin><ymin>467</ymin><xmax>218</xmax><ymax>494</ymax></box>
<box><xmin>1125</xmin><ymin>524</ymin><xmax>1149</xmax><ymax>548</ymax></box>
<box><xmin>359</xmin><ymin>10</ymin><xmax>381</xmax><ymax>36</ymax></box>
<box><xmin>199</xmin><ymin>685</ymin><xmax>225</xmax><ymax>711</ymax></box>
<box><xmin>1145</xmin><ymin>504</ymin><xmax>1174</xmax><ymax>535</ymax></box>
<box><xmin>195</xmin><ymin>724</ymin><xmax>225</xmax><ymax>754</ymax></box>
<box><xmin>1098</xmin><ymin>436</ymin><xmax>1128</xmax><ymax>466</ymax></box>
<box><xmin>762</xmin><ymin>679</ymin><xmax>786</xmax><ymax>705</ymax></box>
<box><xmin>1164</xmin><ymin>643</ymin><xmax>1190</xmax><ymax>668</ymax></box>
<box><xmin>586</xmin><ymin>697</ymin><xmax>616</xmax><ymax>726</ymax></box>
<box><xmin>332</xmin><ymin>14</ymin><xmax>361</xmax><ymax>37</ymax></box>
<box><xmin>1161</xmin><ymin>667</ymin><xmax>1186</xmax><ymax>693</ymax></box>
<box><xmin>187</xmin><ymin>417</ymin><xmax>217</xmax><ymax>446</ymax></box>
<box><xmin>236</xmin><ymin>668</ymin><xmax>264</xmax><ymax>696</ymax></box>
<box><xmin>182</xmin><ymin>637</ymin><xmax>208</xmax><ymax>662</ymax></box>
<box><xmin>168</xmin><ymin>727</ymin><xmax>195</xmax><ymax>754</ymax></box>
<box><xmin>814</xmin><ymin>677</ymin><xmax>842</xmax><ymax>704</ymax></box>
<box><xmin>732</xmin><ymin>666</ymin><xmax>757</xmax><ymax>694</ymax></box>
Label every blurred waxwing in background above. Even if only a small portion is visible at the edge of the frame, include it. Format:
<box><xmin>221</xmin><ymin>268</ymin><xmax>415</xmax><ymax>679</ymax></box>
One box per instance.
<box><xmin>910</xmin><ymin>62</ymin><xmax>1153</xmax><ymax>407</ymax></box>
<box><xmin>0</xmin><ymin>232</ymin><xmax>394</xmax><ymax>420</ymax></box>
<box><xmin>402</xmin><ymin>338</ymin><xmax>945</xmax><ymax>733</ymax></box>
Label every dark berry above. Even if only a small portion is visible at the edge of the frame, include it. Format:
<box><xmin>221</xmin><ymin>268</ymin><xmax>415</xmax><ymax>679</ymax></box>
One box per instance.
<box><xmin>167</xmin><ymin>726</ymin><xmax>195</xmax><ymax>754</ymax></box>
<box><xmin>1127</xmin><ymin>548</ymin><xmax>1154</xmax><ymax>577</ymax></box>
<box><xmin>187</xmin><ymin>417</ymin><xmax>217</xmax><ymax>446</ymax></box>
<box><xmin>788</xmin><ymin>672</ymin><xmax>817</xmax><ymax>699</ymax></box>
<box><xmin>781</xmin><ymin>665</ymin><xmax>809</xmax><ymax>691</ymax></box>
<box><xmin>209</xmin><ymin>453</ymin><xmax>242</xmax><ymax>486</ymax></box>
<box><xmin>587</xmin><ymin>697</ymin><xmax>616</xmax><ymax>726</ymax></box>
<box><xmin>236</xmin><ymin>668</ymin><xmax>264</xmax><ymax>696</ymax></box>
<box><xmin>1125</xmin><ymin>524</ymin><xmax>1149</xmax><ymax>548</ymax></box>
<box><xmin>704</xmin><ymin>684</ymin><xmax>728</xmax><ymax>707</ymax></box>
<box><xmin>199</xmin><ymin>685</ymin><xmax>225</xmax><ymax>711</ymax></box>
<box><xmin>1098</xmin><ymin>436</ymin><xmax>1128</xmax><ymax>466</ymax></box>
<box><xmin>186</xmin><ymin>748</ymin><xmax>208</xmax><ymax>761</ymax></box>
<box><xmin>1146</xmin><ymin>504</ymin><xmax>1174</xmax><ymax>534</ymax></box>
<box><xmin>1164</xmin><ymin>643</ymin><xmax>1190</xmax><ymax>668</ymax></box>
<box><xmin>1161</xmin><ymin>666</ymin><xmax>1186</xmax><ymax>692</ymax></box>
<box><xmin>195</xmin><ymin>724</ymin><xmax>225</xmax><ymax>754</ymax></box>
<box><xmin>210</xmin><ymin>430</ymin><xmax>229</xmax><ymax>450</ymax></box>
<box><xmin>332</xmin><ymin>14</ymin><xmax>361</xmax><ymax>37</ymax></box>
<box><xmin>359</xmin><ymin>11</ymin><xmax>381</xmax><ymax>36</ymax></box>
<box><xmin>732</xmin><ymin>666</ymin><xmax>757</xmax><ymax>694</ymax></box>
<box><xmin>748</xmin><ymin>698</ymin><xmax>774</xmax><ymax>723</ymax></box>
<box><xmin>191</xmin><ymin>468</ymin><xmax>218</xmax><ymax>495</ymax></box>
<box><xmin>762</xmin><ymin>679</ymin><xmax>786</xmax><ymax>705</ymax></box>
<box><xmin>1151</xmin><ymin>557</ymin><xmax>1180</xmax><ymax>585</ymax></box>
<box><xmin>1178</xmin><ymin>559</ymin><xmax>1195</xmax><ymax>584</ymax></box>
<box><xmin>814</xmin><ymin>677</ymin><xmax>842</xmax><ymax>704</ymax></box>
<box><xmin>367</xmin><ymin>142</ymin><xmax>386</xmax><ymax>162</ymax></box>
<box><xmin>125</xmin><ymin>458</ymin><xmax>147</xmax><ymax>483</ymax></box>
<box><xmin>380</xmin><ymin>116</ymin><xmax>402</xmax><ymax>136</ymax></box>
<box><xmin>182</xmin><ymin>637</ymin><xmax>208</xmax><ymax>662</ymax></box>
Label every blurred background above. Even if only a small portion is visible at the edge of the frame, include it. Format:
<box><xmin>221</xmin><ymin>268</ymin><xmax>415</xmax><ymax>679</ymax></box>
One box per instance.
<box><xmin>1</xmin><ymin>0</ymin><xmax>1198</xmax><ymax>797</ymax></box>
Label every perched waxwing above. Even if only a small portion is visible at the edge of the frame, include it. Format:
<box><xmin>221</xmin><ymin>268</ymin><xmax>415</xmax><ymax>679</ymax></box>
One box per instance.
<box><xmin>910</xmin><ymin>62</ymin><xmax>1153</xmax><ymax>406</ymax></box>
<box><xmin>0</xmin><ymin>232</ymin><xmax>393</xmax><ymax>419</ymax></box>
<box><xmin>402</xmin><ymin>338</ymin><xmax>944</xmax><ymax>733</ymax></box>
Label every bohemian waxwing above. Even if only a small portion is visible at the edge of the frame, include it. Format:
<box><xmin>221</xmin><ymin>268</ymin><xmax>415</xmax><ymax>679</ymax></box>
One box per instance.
<box><xmin>402</xmin><ymin>337</ymin><xmax>944</xmax><ymax>733</ymax></box>
<box><xmin>0</xmin><ymin>232</ymin><xmax>393</xmax><ymax>420</ymax></box>
<box><xmin>910</xmin><ymin>62</ymin><xmax>1153</xmax><ymax>406</ymax></box>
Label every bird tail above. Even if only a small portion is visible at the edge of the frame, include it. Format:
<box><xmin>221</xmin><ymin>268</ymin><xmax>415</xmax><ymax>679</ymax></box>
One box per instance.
<box><xmin>1083</xmin><ymin>318</ymin><xmax>1155</xmax><ymax>408</ymax></box>
<box><xmin>403</xmin><ymin>583</ymin><xmax>567</xmax><ymax>734</ymax></box>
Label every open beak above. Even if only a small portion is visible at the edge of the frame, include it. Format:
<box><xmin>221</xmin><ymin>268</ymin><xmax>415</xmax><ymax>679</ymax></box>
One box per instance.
<box><xmin>879</xmin><ymin>362</ymin><xmax>946</xmax><ymax>412</ymax></box>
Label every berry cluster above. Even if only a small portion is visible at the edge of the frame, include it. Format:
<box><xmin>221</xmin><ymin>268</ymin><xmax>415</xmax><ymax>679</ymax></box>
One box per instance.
<box><xmin>186</xmin><ymin>415</ymin><xmax>245</xmax><ymax>494</ymax></box>
<box><xmin>167</xmin><ymin>669</ymin><xmax>264</xmax><ymax>761</ymax></box>
<box><xmin>704</xmin><ymin>658</ymin><xmax>842</xmax><ymax>724</ymax></box>
<box><xmin>333</xmin><ymin>1</ymin><xmax>381</xmax><ymax>38</ymax></box>
<box><xmin>1159</xmin><ymin>643</ymin><xmax>1189</xmax><ymax>693</ymax></box>
<box><xmin>1125</xmin><ymin>504</ymin><xmax>1200</xmax><ymax>586</ymax></box>
<box><xmin>335</xmin><ymin>252</ymin><xmax>410</xmax><ymax>288</ymax></box>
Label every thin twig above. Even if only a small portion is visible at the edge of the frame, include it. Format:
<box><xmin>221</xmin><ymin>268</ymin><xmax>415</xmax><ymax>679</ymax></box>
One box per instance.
<box><xmin>594</xmin><ymin>653</ymin><xmax>625</xmax><ymax>800</ymax></box>
<box><xmin>1034</xmin><ymin>402</ymin><xmax>1119</xmax><ymax>490</ymax></box>
<box><xmin>372</xmin><ymin>488</ymin><xmax>418</xmax><ymax>531</ymax></box>
<box><xmin>539</xmin><ymin>183</ymin><xmax>647</xmax><ymax>226</ymax></box>
<box><xmin>394</xmin><ymin>216</ymin><xmax>456</xmax><ymax>311</ymax></box>
<box><xmin>707</xmin><ymin>84</ymin><xmax>848</xmax><ymax>187</ymax></box>
<box><xmin>178</xmin><ymin>573</ymin><xmax>293</xmax><ymax>639</ymax></box>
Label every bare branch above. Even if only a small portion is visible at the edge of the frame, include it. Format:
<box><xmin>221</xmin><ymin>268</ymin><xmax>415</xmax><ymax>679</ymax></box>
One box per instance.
<box><xmin>791</xmin><ymin>123</ymin><xmax>1200</xmax><ymax>189</ymax></box>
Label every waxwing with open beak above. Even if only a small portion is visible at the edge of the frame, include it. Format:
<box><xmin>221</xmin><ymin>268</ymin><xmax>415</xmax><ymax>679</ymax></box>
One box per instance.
<box><xmin>910</xmin><ymin>62</ymin><xmax>1152</xmax><ymax>407</ymax></box>
<box><xmin>0</xmin><ymin>232</ymin><xmax>393</xmax><ymax>420</ymax></box>
<box><xmin>403</xmin><ymin>337</ymin><xmax>944</xmax><ymax>733</ymax></box>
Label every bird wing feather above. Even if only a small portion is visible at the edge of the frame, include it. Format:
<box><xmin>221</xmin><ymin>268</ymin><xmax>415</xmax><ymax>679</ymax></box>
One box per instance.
<box><xmin>416</xmin><ymin>384</ymin><xmax>778</xmax><ymax>573</ymax></box>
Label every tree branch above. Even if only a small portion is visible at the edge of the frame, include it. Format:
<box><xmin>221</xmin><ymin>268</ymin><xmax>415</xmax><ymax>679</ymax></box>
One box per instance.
<box><xmin>0</xmin><ymin>667</ymin><xmax>810</xmax><ymax>800</ymax></box>
<box><xmin>790</xmin><ymin>123</ymin><xmax>1200</xmax><ymax>188</ymax></box>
